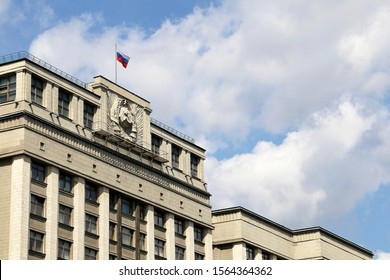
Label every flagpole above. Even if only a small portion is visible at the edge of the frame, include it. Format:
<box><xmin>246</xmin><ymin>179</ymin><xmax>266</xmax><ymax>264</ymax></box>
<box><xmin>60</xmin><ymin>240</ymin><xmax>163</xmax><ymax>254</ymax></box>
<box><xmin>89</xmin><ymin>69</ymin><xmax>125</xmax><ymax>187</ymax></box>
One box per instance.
<box><xmin>115</xmin><ymin>43</ymin><xmax>118</xmax><ymax>84</ymax></box>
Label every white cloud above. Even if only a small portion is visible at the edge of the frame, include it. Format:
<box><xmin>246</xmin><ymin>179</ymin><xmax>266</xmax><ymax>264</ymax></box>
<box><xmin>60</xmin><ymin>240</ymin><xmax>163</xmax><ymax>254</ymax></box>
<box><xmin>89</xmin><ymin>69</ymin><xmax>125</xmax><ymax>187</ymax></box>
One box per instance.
<box><xmin>208</xmin><ymin>99</ymin><xmax>390</xmax><ymax>227</ymax></box>
<box><xmin>375</xmin><ymin>251</ymin><xmax>390</xmax><ymax>260</ymax></box>
<box><xmin>28</xmin><ymin>0</ymin><xmax>390</xmax><ymax>228</ymax></box>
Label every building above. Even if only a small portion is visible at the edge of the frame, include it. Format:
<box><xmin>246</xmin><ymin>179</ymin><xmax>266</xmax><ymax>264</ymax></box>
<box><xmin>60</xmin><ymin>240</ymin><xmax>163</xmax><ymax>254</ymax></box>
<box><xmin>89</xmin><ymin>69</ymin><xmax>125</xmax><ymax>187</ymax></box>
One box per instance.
<box><xmin>0</xmin><ymin>52</ymin><xmax>373</xmax><ymax>260</ymax></box>
<box><xmin>0</xmin><ymin>52</ymin><xmax>212</xmax><ymax>260</ymax></box>
<box><xmin>212</xmin><ymin>207</ymin><xmax>373</xmax><ymax>260</ymax></box>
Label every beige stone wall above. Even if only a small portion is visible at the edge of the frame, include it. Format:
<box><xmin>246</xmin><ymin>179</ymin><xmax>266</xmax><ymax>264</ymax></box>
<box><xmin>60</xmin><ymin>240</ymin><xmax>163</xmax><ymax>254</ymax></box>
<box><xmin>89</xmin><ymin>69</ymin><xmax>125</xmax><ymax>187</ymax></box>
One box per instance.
<box><xmin>0</xmin><ymin>158</ymin><xmax>12</xmax><ymax>259</ymax></box>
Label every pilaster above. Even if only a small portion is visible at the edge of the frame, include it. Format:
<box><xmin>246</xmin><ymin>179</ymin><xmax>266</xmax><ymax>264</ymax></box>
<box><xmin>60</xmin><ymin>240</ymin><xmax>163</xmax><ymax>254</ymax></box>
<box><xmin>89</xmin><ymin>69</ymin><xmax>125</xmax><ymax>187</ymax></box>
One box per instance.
<box><xmin>45</xmin><ymin>166</ymin><xmax>59</xmax><ymax>259</ymax></box>
<box><xmin>185</xmin><ymin>221</ymin><xmax>195</xmax><ymax>260</ymax></box>
<box><xmin>8</xmin><ymin>155</ymin><xmax>31</xmax><ymax>260</ymax></box>
<box><xmin>73</xmin><ymin>176</ymin><xmax>85</xmax><ymax>259</ymax></box>
<box><xmin>98</xmin><ymin>186</ymin><xmax>110</xmax><ymax>259</ymax></box>
<box><xmin>165</xmin><ymin>213</ymin><xmax>175</xmax><ymax>259</ymax></box>
<box><xmin>145</xmin><ymin>205</ymin><xmax>155</xmax><ymax>260</ymax></box>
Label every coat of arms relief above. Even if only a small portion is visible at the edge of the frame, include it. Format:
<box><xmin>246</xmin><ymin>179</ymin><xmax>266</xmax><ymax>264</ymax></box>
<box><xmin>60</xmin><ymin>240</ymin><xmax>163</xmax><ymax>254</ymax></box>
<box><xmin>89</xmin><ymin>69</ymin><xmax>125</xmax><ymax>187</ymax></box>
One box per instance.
<box><xmin>108</xmin><ymin>94</ymin><xmax>143</xmax><ymax>143</ymax></box>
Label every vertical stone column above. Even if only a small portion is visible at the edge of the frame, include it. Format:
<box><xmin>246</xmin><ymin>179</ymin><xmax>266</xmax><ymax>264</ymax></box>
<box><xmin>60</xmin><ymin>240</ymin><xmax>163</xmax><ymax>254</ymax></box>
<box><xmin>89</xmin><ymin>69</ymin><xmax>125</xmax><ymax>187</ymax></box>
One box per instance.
<box><xmin>8</xmin><ymin>155</ymin><xmax>31</xmax><ymax>260</ymax></box>
<box><xmin>145</xmin><ymin>205</ymin><xmax>155</xmax><ymax>260</ymax></box>
<box><xmin>44</xmin><ymin>83</ymin><xmax>53</xmax><ymax>111</ymax></box>
<box><xmin>165</xmin><ymin>213</ymin><xmax>175</xmax><ymax>260</ymax></box>
<box><xmin>186</xmin><ymin>150</ymin><xmax>192</xmax><ymax>175</ymax></box>
<box><xmin>185</xmin><ymin>221</ymin><xmax>195</xmax><ymax>260</ymax></box>
<box><xmin>204</xmin><ymin>228</ymin><xmax>213</xmax><ymax>260</ymax></box>
<box><xmin>45</xmin><ymin>166</ymin><xmax>59</xmax><ymax>259</ymax></box>
<box><xmin>98</xmin><ymin>186</ymin><xmax>110</xmax><ymax>260</ymax></box>
<box><xmin>198</xmin><ymin>158</ymin><xmax>205</xmax><ymax>181</ymax></box>
<box><xmin>52</xmin><ymin>86</ymin><xmax>59</xmax><ymax>115</ymax></box>
<box><xmin>15</xmin><ymin>70</ymin><xmax>27</xmax><ymax>102</ymax></box>
<box><xmin>232</xmin><ymin>242</ymin><xmax>246</xmax><ymax>260</ymax></box>
<box><xmin>72</xmin><ymin>177</ymin><xmax>85</xmax><ymax>259</ymax></box>
<box><xmin>254</xmin><ymin>248</ymin><xmax>262</xmax><ymax>260</ymax></box>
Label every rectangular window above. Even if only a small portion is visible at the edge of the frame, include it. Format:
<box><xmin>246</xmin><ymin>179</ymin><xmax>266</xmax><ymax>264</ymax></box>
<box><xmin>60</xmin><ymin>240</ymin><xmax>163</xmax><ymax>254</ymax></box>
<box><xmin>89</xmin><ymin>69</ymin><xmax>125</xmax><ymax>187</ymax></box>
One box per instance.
<box><xmin>0</xmin><ymin>74</ymin><xmax>16</xmax><ymax>103</ymax></box>
<box><xmin>154</xmin><ymin>209</ymin><xmax>165</xmax><ymax>228</ymax></box>
<box><xmin>151</xmin><ymin>135</ymin><xmax>161</xmax><ymax>154</ymax></box>
<box><xmin>246</xmin><ymin>246</ymin><xmax>254</xmax><ymax>260</ymax></box>
<box><xmin>30</xmin><ymin>195</ymin><xmax>45</xmax><ymax>217</ymax></box>
<box><xmin>85</xmin><ymin>214</ymin><xmax>98</xmax><ymax>235</ymax></box>
<box><xmin>121</xmin><ymin>227</ymin><xmax>133</xmax><ymax>247</ymax></box>
<box><xmin>31</xmin><ymin>161</ymin><xmax>45</xmax><ymax>182</ymax></box>
<box><xmin>59</xmin><ymin>172</ymin><xmax>72</xmax><ymax>193</ymax></box>
<box><xmin>58</xmin><ymin>89</ymin><xmax>70</xmax><ymax>118</ymax></box>
<box><xmin>83</xmin><ymin>101</ymin><xmax>95</xmax><ymax>129</ymax></box>
<box><xmin>190</xmin><ymin>154</ymin><xmax>200</xmax><ymax>177</ymax></box>
<box><xmin>175</xmin><ymin>219</ymin><xmax>184</xmax><ymax>235</ymax></box>
<box><xmin>59</xmin><ymin>205</ymin><xmax>72</xmax><ymax>226</ymax></box>
<box><xmin>121</xmin><ymin>198</ymin><xmax>133</xmax><ymax>216</ymax></box>
<box><xmin>139</xmin><ymin>233</ymin><xmax>146</xmax><ymax>251</ymax></box>
<box><xmin>109</xmin><ymin>222</ymin><xmax>116</xmax><ymax>240</ymax></box>
<box><xmin>175</xmin><ymin>246</ymin><xmax>185</xmax><ymax>260</ymax></box>
<box><xmin>262</xmin><ymin>252</ymin><xmax>271</xmax><ymax>260</ymax></box>
<box><xmin>85</xmin><ymin>182</ymin><xmax>98</xmax><ymax>202</ymax></box>
<box><xmin>194</xmin><ymin>226</ymin><xmax>203</xmax><ymax>243</ymax></box>
<box><xmin>195</xmin><ymin>253</ymin><xmax>204</xmax><ymax>260</ymax></box>
<box><xmin>154</xmin><ymin>239</ymin><xmax>165</xmax><ymax>258</ymax></box>
<box><xmin>31</xmin><ymin>75</ymin><xmax>44</xmax><ymax>105</ymax></box>
<box><xmin>85</xmin><ymin>247</ymin><xmax>97</xmax><ymax>260</ymax></box>
<box><xmin>109</xmin><ymin>191</ymin><xmax>118</xmax><ymax>209</ymax></box>
<box><xmin>58</xmin><ymin>239</ymin><xmax>71</xmax><ymax>260</ymax></box>
<box><xmin>171</xmin><ymin>144</ymin><xmax>181</xmax><ymax>169</ymax></box>
<box><xmin>29</xmin><ymin>230</ymin><xmax>44</xmax><ymax>253</ymax></box>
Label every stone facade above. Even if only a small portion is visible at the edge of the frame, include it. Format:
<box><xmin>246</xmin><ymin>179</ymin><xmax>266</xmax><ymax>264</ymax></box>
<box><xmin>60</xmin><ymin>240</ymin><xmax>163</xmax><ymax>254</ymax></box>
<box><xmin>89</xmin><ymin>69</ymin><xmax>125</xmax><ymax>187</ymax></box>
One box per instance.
<box><xmin>0</xmin><ymin>53</ymin><xmax>212</xmax><ymax>260</ymax></box>
<box><xmin>0</xmin><ymin>52</ymin><xmax>372</xmax><ymax>260</ymax></box>
<box><xmin>212</xmin><ymin>207</ymin><xmax>373</xmax><ymax>260</ymax></box>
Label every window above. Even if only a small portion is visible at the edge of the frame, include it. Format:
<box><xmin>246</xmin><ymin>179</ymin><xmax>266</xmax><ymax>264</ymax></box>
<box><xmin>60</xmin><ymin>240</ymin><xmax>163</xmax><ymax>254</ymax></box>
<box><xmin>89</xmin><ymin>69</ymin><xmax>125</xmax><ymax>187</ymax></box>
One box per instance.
<box><xmin>59</xmin><ymin>205</ymin><xmax>72</xmax><ymax>226</ymax></box>
<box><xmin>109</xmin><ymin>222</ymin><xmax>116</xmax><ymax>240</ymax></box>
<box><xmin>175</xmin><ymin>219</ymin><xmax>184</xmax><ymax>235</ymax></box>
<box><xmin>31</xmin><ymin>161</ymin><xmax>45</xmax><ymax>182</ymax></box>
<box><xmin>154</xmin><ymin>209</ymin><xmax>164</xmax><ymax>228</ymax></box>
<box><xmin>58</xmin><ymin>239</ymin><xmax>71</xmax><ymax>260</ymax></box>
<box><xmin>85</xmin><ymin>247</ymin><xmax>97</xmax><ymax>260</ymax></box>
<box><xmin>85</xmin><ymin>182</ymin><xmax>98</xmax><ymax>202</ymax></box>
<box><xmin>151</xmin><ymin>135</ymin><xmax>161</xmax><ymax>154</ymax></box>
<box><xmin>190</xmin><ymin>154</ymin><xmax>200</xmax><ymax>177</ymax></box>
<box><xmin>85</xmin><ymin>214</ymin><xmax>98</xmax><ymax>235</ymax></box>
<box><xmin>29</xmin><ymin>230</ymin><xmax>44</xmax><ymax>253</ymax></box>
<box><xmin>154</xmin><ymin>239</ymin><xmax>165</xmax><ymax>258</ymax></box>
<box><xmin>121</xmin><ymin>198</ymin><xmax>133</xmax><ymax>216</ymax></box>
<box><xmin>122</xmin><ymin>227</ymin><xmax>133</xmax><ymax>247</ymax></box>
<box><xmin>31</xmin><ymin>76</ymin><xmax>44</xmax><ymax>105</ymax></box>
<box><xmin>58</xmin><ymin>89</ymin><xmax>70</xmax><ymax>118</ymax></box>
<box><xmin>194</xmin><ymin>226</ymin><xmax>203</xmax><ymax>243</ymax></box>
<box><xmin>171</xmin><ymin>144</ymin><xmax>181</xmax><ymax>169</ymax></box>
<box><xmin>175</xmin><ymin>246</ymin><xmax>185</xmax><ymax>260</ymax></box>
<box><xmin>30</xmin><ymin>195</ymin><xmax>45</xmax><ymax>217</ymax></box>
<box><xmin>246</xmin><ymin>246</ymin><xmax>254</xmax><ymax>260</ymax></box>
<box><xmin>83</xmin><ymin>102</ymin><xmax>95</xmax><ymax>129</ymax></box>
<box><xmin>109</xmin><ymin>191</ymin><xmax>118</xmax><ymax>209</ymax></box>
<box><xmin>139</xmin><ymin>233</ymin><xmax>146</xmax><ymax>251</ymax></box>
<box><xmin>262</xmin><ymin>251</ymin><xmax>271</xmax><ymax>260</ymax></box>
<box><xmin>195</xmin><ymin>253</ymin><xmax>204</xmax><ymax>260</ymax></box>
<box><xmin>0</xmin><ymin>74</ymin><xmax>16</xmax><ymax>103</ymax></box>
<box><xmin>59</xmin><ymin>172</ymin><xmax>72</xmax><ymax>193</ymax></box>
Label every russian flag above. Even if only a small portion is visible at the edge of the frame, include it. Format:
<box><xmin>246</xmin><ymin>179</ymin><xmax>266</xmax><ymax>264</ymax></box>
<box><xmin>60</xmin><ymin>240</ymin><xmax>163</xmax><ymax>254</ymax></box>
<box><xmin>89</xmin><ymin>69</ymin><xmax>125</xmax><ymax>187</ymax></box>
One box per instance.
<box><xmin>117</xmin><ymin>51</ymin><xmax>130</xmax><ymax>68</ymax></box>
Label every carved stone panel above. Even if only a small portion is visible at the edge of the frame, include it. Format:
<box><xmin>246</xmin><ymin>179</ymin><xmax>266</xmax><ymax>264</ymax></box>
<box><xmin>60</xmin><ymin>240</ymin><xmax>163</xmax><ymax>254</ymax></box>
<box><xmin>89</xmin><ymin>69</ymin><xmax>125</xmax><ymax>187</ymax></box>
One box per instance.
<box><xmin>108</xmin><ymin>93</ymin><xmax>143</xmax><ymax>144</ymax></box>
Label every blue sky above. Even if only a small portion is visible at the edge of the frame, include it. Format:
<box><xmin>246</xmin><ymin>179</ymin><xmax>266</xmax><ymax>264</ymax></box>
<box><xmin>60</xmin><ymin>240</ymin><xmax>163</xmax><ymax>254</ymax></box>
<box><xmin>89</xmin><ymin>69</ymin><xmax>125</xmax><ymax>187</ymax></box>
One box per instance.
<box><xmin>1</xmin><ymin>0</ymin><xmax>390</xmax><ymax>259</ymax></box>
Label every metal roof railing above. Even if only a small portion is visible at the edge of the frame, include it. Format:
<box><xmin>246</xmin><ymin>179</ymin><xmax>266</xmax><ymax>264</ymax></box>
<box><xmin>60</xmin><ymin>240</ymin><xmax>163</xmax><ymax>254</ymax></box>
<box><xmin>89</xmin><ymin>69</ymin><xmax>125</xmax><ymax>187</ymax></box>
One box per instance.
<box><xmin>0</xmin><ymin>51</ymin><xmax>87</xmax><ymax>88</ymax></box>
<box><xmin>151</xmin><ymin>118</ymin><xmax>195</xmax><ymax>144</ymax></box>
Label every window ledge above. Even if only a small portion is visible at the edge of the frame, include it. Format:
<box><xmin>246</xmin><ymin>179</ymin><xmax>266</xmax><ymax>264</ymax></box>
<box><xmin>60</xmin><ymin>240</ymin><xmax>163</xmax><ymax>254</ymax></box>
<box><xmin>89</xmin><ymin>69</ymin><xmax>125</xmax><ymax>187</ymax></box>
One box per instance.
<box><xmin>30</xmin><ymin>213</ymin><xmax>47</xmax><ymax>222</ymax></box>
<box><xmin>85</xmin><ymin>231</ymin><xmax>99</xmax><ymax>239</ymax></box>
<box><xmin>58</xmin><ymin>223</ymin><xmax>74</xmax><ymax>231</ymax></box>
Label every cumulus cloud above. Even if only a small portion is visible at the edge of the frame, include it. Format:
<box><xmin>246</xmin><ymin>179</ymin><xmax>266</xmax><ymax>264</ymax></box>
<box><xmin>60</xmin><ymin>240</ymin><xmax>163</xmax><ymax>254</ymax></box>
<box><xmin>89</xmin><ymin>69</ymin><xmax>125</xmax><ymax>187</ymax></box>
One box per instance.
<box><xmin>28</xmin><ymin>0</ymin><xmax>390</xmax><ymax>230</ymax></box>
<box><xmin>375</xmin><ymin>251</ymin><xmax>390</xmax><ymax>260</ymax></box>
<box><xmin>208</xmin><ymin>99</ymin><xmax>390</xmax><ymax>227</ymax></box>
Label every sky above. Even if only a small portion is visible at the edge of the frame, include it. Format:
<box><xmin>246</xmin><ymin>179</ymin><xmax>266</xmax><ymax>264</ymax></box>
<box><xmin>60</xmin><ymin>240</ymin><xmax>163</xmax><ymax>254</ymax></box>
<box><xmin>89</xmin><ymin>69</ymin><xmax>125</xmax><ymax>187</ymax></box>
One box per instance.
<box><xmin>1</xmin><ymin>0</ymin><xmax>390</xmax><ymax>259</ymax></box>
